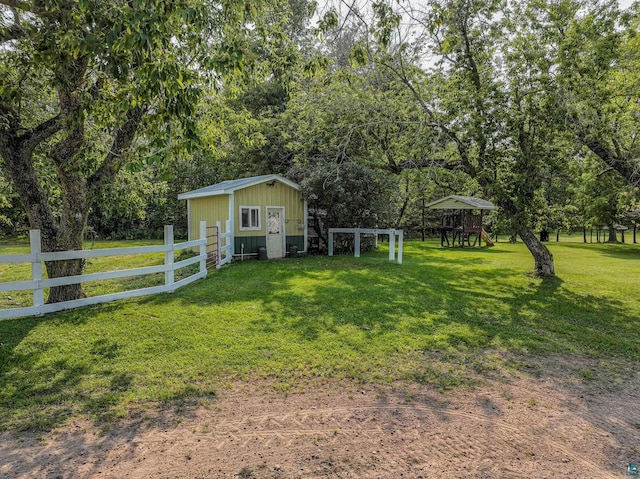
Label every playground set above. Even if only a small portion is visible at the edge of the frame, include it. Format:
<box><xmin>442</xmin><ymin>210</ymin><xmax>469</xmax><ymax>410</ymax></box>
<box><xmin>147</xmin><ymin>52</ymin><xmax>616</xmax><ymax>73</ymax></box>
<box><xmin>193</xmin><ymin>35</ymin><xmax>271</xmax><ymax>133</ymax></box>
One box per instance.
<box><xmin>426</xmin><ymin>195</ymin><xmax>496</xmax><ymax>248</ymax></box>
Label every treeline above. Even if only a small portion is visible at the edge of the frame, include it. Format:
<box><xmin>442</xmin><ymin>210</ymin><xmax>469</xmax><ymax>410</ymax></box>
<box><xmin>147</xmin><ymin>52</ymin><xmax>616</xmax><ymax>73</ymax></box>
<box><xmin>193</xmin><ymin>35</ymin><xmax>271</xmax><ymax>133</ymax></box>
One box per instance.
<box><xmin>1</xmin><ymin>0</ymin><xmax>639</xmax><ymax>277</ymax></box>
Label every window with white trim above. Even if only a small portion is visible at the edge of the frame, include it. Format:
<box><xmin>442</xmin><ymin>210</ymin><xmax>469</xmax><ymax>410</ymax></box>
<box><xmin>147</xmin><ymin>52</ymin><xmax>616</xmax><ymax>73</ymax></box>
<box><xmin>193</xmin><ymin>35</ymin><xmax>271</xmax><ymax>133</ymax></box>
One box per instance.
<box><xmin>239</xmin><ymin>206</ymin><xmax>261</xmax><ymax>230</ymax></box>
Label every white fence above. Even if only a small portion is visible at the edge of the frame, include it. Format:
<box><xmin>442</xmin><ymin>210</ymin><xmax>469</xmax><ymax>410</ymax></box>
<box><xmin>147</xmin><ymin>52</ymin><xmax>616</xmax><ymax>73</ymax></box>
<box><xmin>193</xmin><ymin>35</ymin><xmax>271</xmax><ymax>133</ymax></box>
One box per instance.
<box><xmin>215</xmin><ymin>219</ymin><xmax>233</xmax><ymax>268</ymax></box>
<box><xmin>328</xmin><ymin>228</ymin><xmax>403</xmax><ymax>264</ymax></box>
<box><xmin>0</xmin><ymin>221</ymin><xmax>208</xmax><ymax>319</ymax></box>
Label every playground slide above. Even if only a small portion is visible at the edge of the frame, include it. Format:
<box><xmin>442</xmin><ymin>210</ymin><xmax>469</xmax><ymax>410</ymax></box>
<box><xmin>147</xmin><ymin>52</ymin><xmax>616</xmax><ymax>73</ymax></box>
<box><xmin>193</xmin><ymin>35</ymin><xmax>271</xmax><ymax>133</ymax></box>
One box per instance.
<box><xmin>481</xmin><ymin>229</ymin><xmax>495</xmax><ymax>246</ymax></box>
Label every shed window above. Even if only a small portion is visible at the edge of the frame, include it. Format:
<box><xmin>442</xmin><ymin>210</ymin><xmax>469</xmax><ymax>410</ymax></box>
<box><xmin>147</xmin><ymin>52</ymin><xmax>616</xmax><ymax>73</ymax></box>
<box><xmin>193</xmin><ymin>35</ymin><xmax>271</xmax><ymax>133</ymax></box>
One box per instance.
<box><xmin>240</xmin><ymin>206</ymin><xmax>260</xmax><ymax>230</ymax></box>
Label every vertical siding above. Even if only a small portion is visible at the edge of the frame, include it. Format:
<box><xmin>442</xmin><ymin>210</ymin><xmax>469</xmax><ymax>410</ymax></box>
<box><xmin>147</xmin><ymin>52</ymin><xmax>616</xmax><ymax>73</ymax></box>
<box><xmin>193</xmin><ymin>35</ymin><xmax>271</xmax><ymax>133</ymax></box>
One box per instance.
<box><xmin>233</xmin><ymin>182</ymin><xmax>305</xmax><ymax>237</ymax></box>
<box><xmin>188</xmin><ymin>195</ymin><xmax>230</xmax><ymax>240</ymax></box>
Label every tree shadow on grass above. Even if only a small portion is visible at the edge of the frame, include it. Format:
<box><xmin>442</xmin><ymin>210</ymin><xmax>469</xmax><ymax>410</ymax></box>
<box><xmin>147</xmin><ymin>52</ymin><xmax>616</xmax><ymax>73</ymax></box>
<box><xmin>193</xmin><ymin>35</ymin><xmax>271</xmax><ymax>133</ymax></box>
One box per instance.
<box><xmin>552</xmin><ymin>241</ymin><xmax>640</xmax><ymax>261</ymax></box>
<box><xmin>135</xmin><ymin>252</ymin><xmax>640</xmax><ymax>409</ymax></box>
<box><xmin>0</xmin><ymin>297</ymin><xmax>213</xmax><ymax>474</ymax></box>
<box><xmin>0</xmin><ymin>302</ymin><xmax>208</xmax><ymax>432</ymax></box>
<box><xmin>2</xmin><ymin>244</ymin><xmax>638</xmax><ymax>433</ymax></box>
<box><xmin>146</xmin><ymin>250</ymin><xmax>639</xmax><ymax>362</ymax></box>
<box><xmin>1</xmin><ymin>245</ymin><xmax>638</xmax><ymax>477</ymax></box>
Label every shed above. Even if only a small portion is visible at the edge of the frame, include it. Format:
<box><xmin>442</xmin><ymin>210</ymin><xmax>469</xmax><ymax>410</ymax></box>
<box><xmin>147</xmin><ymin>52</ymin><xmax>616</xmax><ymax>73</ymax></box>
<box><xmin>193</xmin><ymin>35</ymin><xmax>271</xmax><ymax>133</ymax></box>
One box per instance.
<box><xmin>425</xmin><ymin>195</ymin><xmax>497</xmax><ymax>247</ymax></box>
<box><xmin>178</xmin><ymin>175</ymin><xmax>307</xmax><ymax>259</ymax></box>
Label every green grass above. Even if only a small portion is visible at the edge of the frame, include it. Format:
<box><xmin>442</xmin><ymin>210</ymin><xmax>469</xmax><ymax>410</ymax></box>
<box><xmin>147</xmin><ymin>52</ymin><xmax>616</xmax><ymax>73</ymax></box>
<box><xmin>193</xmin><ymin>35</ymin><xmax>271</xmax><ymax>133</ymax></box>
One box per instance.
<box><xmin>0</xmin><ymin>238</ymin><xmax>197</xmax><ymax>309</ymax></box>
<box><xmin>0</xmin><ymin>237</ymin><xmax>639</xmax><ymax>430</ymax></box>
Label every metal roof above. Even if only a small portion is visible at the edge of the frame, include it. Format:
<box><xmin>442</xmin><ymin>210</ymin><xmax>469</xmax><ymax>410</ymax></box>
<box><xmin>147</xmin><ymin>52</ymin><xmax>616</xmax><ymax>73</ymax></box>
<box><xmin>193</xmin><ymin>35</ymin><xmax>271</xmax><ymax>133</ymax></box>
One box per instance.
<box><xmin>425</xmin><ymin>195</ymin><xmax>497</xmax><ymax>210</ymax></box>
<box><xmin>178</xmin><ymin>174</ymin><xmax>300</xmax><ymax>200</ymax></box>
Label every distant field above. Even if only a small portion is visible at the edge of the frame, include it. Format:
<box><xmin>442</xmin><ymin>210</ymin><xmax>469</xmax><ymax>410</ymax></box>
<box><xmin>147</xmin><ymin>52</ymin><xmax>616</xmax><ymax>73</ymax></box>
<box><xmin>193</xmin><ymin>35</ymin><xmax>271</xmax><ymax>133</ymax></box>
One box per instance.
<box><xmin>0</xmin><ymin>237</ymin><xmax>639</xmax><ymax>430</ymax></box>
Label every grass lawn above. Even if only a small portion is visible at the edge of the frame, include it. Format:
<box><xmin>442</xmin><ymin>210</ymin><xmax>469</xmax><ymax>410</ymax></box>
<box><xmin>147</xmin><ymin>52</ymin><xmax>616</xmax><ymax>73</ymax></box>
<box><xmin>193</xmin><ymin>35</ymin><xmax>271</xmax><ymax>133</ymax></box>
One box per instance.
<box><xmin>0</xmin><ymin>237</ymin><xmax>639</xmax><ymax>431</ymax></box>
<box><xmin>0</xmin><ymin>237</ymin><xmax>197</xmax><ymax>310</ymax></box>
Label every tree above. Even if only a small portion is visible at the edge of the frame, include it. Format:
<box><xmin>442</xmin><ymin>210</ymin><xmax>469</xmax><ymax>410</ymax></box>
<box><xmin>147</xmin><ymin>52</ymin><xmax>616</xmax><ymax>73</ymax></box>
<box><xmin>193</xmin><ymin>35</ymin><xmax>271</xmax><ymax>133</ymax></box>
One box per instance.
<box><xmin>544</xmin><ymin>0</ymin><xmax>640</xmax><ymax>188</ymax></box>
<box><xmin>0</xmin><ymin>0</ymin><xmax>253</xmax><ymax>302</ymax></box>
<box><xmin>573</xmin><ymin>156</ymin><xmax>638</xmax><ymax>242</ymax></box>
<box><xmin>298</xmin><ymin>160</ymin><xmax>399</xmax><ymax>248</ymax></box>
<box><xmin>366</xmin><ymin>0</ymin><xmax>562</xmax><ymax>276</ymax></box>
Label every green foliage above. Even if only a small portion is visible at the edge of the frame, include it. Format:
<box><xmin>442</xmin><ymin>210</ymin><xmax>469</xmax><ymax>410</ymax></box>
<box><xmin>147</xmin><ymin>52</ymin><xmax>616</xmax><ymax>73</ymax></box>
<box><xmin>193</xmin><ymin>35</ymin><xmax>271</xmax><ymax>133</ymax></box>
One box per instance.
<box><xmin>88</xmin><ymin>168</ymin><xmax>167</xmax><ymax>239</ymax></box>
<box><xmin>0</xmin><ymin>0</ymin><xmax>271</xmax><ymax>260</ymax></box>
<box><xmin>572</xmin><ymin>156</ymin><xmax>640</xmax><ymax>233</ymax></box>
<box><xmin>538</xmin><ymin>0</ymin><xmax>640</xmax><ymax>186</ymax></box>
<box><xmin>2</xmin><ymin>0</ymin><xmax>638</xmax><ymax>263</ymax></box>
<box><xmin>0</xmin><ymin>175</ymin><xmax>27</xmax><ymax>235</ymax></box>
<box><xmin>299</xmin><ymin>161</ymin><xmax>399</xmax><ymax>237</ymax></box>
<box><xmin>0</xmin><ymin>238</ymin><xmax>639</xmax><ymax>430</ymax></box>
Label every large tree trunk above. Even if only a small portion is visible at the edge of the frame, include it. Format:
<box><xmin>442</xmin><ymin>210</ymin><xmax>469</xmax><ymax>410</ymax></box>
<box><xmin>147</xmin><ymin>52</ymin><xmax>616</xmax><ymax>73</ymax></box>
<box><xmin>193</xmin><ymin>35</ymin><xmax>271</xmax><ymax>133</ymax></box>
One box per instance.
<box><xmin>518</xmin><ymin>226</ymin><xmax>554</xmax><ymax>277</ymax></box>
<box><xmin>607</xmin><ymin>225</ymin><xmax>617</xmax><ymax>243</ymax></box>
<box><xmin>2</xmin><ymin>138</ymin><xmax>90</xmax><ymax>303</ymax></box>
<box><xmin>1</xmin><ymin>65</ymin><xmax>91</xmax><ymax>303</ymax></box>
<box><xmin>45</xmin><ymin>171</ymin><xmax>89</xmax><ymax>303</ymax></box>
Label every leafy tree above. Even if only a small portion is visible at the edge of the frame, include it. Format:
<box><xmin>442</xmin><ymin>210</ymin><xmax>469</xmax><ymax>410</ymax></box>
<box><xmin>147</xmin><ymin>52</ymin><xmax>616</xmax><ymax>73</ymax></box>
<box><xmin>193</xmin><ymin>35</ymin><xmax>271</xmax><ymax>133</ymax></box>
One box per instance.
<box><xmin>0</xmin><ymin>0</ymin><xmax>255</xmax><ymax>301</ymax></box>
<box><xmin>543</xmin><ymin>0</ymin><xmax>640</xmax><ymax>188</ymax></box>
<box><xmin>0</xmin><ymin>173</ymin><xmax>28</xmax><ymax>234</ymax></box>
<box><xmin>573</xmin><ymin>156</ymin><xmax>639</xmax><ymax>242</ymax></box>
<box><xmin>297</xmin><ymin>160</ymin><xmax>399</xmax><ymax>248</ymax></box>
<box><xmin>367</xmin><ymin>0</ymin><xmax>563</xmax><ymax>276</ymax></box>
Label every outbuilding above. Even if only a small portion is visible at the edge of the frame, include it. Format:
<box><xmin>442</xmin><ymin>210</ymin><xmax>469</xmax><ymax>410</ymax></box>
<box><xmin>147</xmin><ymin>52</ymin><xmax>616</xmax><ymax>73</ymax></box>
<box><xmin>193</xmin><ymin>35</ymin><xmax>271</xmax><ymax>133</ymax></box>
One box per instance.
<box><xmin>178</xmin><ymin>174</ymin><xmax>307</xmax><ymax>259</ymax></box>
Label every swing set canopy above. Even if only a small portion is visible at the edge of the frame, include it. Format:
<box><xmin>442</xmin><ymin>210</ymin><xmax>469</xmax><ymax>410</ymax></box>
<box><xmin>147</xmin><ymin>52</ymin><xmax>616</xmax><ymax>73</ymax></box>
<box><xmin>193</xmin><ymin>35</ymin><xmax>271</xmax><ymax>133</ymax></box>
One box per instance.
<box><xmin>425</xmin><ymin>195</ymin><xmax>497</xmax><ymax>210</ymax></box>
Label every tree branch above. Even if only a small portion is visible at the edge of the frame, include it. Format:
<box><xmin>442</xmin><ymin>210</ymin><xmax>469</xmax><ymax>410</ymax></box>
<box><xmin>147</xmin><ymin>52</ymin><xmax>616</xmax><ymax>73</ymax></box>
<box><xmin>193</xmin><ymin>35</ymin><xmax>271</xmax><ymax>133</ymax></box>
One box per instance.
<box><xmin>576</xmin><ymin>127</ymin><xmax>640</xmax><ymax>187</ymax></box>
<box><xmin>0</xmin><ymin>24</ymin><xmax>26</xmax><ymax>43</ymax></box>
<box><xmin>19</xmin><ymin>114</ymin><xmax>62</xmax><ymax>156</ymax></box>
<box><xmin>88</xmin><ymin>106</ymin><xmax>145</xmax><ymax>188</ymax></box>
<box><xmin>0</xmin><ymin>0</ymin><xmax>57</xmax><ymax>17</ymax></box>
<box><xmin>397</xmin><ymin>157</ymin><xmax>461</xmax><ymax>171</ymax></box>
<box><xmin>596</xmin><ymin>166</ymin><xmax>614</xmax><ymax>177</ymax></box>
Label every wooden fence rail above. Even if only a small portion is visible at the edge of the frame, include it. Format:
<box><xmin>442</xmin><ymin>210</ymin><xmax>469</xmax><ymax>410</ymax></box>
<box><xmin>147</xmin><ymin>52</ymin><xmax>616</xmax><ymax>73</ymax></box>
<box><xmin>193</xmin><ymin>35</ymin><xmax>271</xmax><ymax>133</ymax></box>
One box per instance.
<box><xmin>0</xmin><ymin>221</ymin><xmax>208</xmax><ymax>320</ymax></box>
<box><xmin>215</xmin><ymin>219</ymin><xmax>233</xmax><ymax>269</ymax></box>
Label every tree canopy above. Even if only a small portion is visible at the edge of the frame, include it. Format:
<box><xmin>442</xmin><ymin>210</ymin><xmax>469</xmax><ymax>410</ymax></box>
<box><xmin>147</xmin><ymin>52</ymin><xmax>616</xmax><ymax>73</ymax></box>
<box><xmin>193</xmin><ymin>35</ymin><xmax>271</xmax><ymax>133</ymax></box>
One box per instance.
<box><xmin>0</xmin><ymin>0</ymin><xmax>261</xmax><ymax>300</ymax></box>
<box><xmin>1</xmin><ymin>0</ymin><xmax>639</xmax><ymax>285</ymax></box>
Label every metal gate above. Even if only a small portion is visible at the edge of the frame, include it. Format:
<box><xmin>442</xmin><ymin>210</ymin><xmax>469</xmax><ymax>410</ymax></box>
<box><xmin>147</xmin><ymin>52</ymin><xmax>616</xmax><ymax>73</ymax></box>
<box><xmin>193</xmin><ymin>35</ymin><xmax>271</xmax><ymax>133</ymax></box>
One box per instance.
<box><xmin>206</xmin><ymin>225</ymin><xmax>219</xmax><ymax>269</ymax></box>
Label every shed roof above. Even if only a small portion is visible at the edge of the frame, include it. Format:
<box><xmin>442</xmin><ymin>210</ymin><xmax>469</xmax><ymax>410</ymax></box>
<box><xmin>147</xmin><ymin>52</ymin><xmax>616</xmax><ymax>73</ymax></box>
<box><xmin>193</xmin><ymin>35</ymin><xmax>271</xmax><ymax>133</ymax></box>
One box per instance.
<box><xmin>425</xmin><ymin>195</ymin><xmax>497</xmax><ymax>210</ymax></box>
<box><xmin>178</xmin><ymin>174</ymin><xmax>300</xmax><ymax>200</ymax></box>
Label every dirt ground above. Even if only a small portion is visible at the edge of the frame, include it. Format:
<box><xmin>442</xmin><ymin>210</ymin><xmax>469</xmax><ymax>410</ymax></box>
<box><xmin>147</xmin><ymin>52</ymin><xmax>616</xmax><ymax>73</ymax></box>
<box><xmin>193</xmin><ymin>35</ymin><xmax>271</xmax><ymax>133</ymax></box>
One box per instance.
<box><xmin>1</xmin><ymin>357</ymin><xmax>639</xmax><ymax>479</ymax></box>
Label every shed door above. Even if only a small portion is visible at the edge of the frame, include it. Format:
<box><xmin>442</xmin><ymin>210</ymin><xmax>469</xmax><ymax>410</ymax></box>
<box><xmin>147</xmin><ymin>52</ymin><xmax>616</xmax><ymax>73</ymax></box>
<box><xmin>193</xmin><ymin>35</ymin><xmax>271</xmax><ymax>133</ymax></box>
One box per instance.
<box><xmin>266</xmin><ymin>207</ymin><xmax>285</xmax><ymax>259</ymax></box>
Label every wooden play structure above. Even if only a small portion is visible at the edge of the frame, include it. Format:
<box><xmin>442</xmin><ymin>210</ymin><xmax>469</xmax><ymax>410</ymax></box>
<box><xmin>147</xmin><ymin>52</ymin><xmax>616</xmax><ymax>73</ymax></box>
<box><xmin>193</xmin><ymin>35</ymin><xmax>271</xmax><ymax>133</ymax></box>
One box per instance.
<box><xmin>426</xmin><ymin>195</ymin><xmax>497</xmax><ymax>248</ymax></box>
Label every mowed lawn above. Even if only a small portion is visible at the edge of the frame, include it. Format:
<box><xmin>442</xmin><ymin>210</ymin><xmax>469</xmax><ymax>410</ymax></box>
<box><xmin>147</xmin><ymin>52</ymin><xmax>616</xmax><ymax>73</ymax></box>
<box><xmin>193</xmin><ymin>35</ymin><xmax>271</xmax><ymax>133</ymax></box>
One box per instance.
<box><xmin>0</xmin><ymin>237</ymin><xmax>639</xmax><ymax>430</ymax></box>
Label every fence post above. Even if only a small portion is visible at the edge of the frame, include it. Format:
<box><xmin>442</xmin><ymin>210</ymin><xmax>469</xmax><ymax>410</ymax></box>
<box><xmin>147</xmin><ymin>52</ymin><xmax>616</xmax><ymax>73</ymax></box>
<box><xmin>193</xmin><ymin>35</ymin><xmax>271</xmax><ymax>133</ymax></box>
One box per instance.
<box><xmin>216</xmin><ymin>220</ymin><xmax>222</xmax><ymax>269</ymax></box>
<box><xmin>354</xmin><ymin>228</ymin><xmax>361</xmax><ymax>258</ymax></box>
<box><xmin>328</xmin><ymin>230</ymin><xmax>334</xmax><ymax>256</ymax></box>
<box><xmin>200</xmin><ymin>220</ymin><xmax>207</xmax><ymax>275</ymax></box>
<box><xmin>397</xmin><ymin>230</ymin><xmax>403</xmax><ymax>265</ymax></box>
<box><xmin>30</xmin><ymin>229</ymin><xmax>44</xmax><ymax>312</ymax></box>
<box><xmin>389</xmin><ymin>230</ymin><xmax>396</xmax><ymax>262</ymax></box>
<box><xmin>164</xmin><ymin>225</ymin><xmax>174</xmax><ymax>291</ymax></box>
<box><xmin>225</xmin><ymin>219</ymin><xmax>231</xmax><ymax>264</ymax></box>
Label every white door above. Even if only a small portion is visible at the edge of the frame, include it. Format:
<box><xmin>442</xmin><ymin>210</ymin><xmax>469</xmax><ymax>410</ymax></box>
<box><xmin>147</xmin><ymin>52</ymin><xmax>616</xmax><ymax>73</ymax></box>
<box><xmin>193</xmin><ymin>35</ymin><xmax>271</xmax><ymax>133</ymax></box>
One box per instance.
<box><xmin>266</xmin><ymin>207</ymin><xmax>285</xmax><ymax>259</ymax></box>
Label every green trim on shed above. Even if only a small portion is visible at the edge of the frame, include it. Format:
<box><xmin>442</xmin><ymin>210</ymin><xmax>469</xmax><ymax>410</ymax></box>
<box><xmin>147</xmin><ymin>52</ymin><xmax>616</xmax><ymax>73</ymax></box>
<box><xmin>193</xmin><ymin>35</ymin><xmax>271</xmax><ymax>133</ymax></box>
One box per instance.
<box><xmin>235</xmin><ymin>236</ymin><xmax>266</xmax><ymax>255</ymax></box>
<box><xmin>286</xmin><ymin>235</ymin><xmax>305</xmax><ymax>252</ymax></box>
<box><xmin>235</xmin><ymin>235</ymin><xmax>305</xmax><ymax>255</ymax></box>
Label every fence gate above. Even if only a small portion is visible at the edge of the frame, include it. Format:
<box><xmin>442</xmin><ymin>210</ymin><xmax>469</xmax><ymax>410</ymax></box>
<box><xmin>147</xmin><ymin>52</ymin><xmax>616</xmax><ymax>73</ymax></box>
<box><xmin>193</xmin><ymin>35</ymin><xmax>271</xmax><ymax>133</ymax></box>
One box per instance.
<box><xmin>206</xmin><ymin>225</ymin><xmax>219</xmax><ymax>269</ymax></box>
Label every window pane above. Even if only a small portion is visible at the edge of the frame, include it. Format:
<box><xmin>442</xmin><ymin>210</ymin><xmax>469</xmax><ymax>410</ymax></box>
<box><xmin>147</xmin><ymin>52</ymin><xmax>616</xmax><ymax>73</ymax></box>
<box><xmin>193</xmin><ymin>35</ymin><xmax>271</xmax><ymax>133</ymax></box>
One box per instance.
<box><xmin>251</xmin><ymin>208</ymin><xmax>259</xmax><ymax>227</ymax></box>
<box><xmin>241</xmin><ymin>208</ymin><xmax>249</xmax><ymax>228</ymax></box>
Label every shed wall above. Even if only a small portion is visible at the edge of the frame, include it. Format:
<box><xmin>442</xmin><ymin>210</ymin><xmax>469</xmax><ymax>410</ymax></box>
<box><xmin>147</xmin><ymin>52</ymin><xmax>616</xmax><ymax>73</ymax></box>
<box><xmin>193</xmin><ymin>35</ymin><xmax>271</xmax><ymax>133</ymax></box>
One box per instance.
<box><xmin>233</xmin><ymin>182</ymin><xmax>305</xmax><ymax>237</ymax></box>
<box><xmin>234</xmin><ymin>235</ymin><xmax>305</xmax><ymax>255</ymax></box>
<box><xmin>188</xmin><ymin>196</ymin><xmax>230</xmax><ymax>240</ymax></box>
